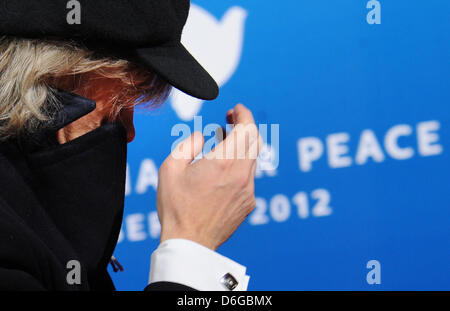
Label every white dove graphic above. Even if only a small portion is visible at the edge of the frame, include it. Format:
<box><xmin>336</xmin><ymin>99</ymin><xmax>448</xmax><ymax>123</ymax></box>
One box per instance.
<box><xmin>170</xmin><ymin>4</ymin><xmax>248</xmax><ymax>121</ymax></box>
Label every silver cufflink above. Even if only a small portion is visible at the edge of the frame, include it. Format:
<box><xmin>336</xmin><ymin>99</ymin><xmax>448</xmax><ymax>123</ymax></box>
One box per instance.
<box><xmin>221</xmin><ymin>273</ymin><xmax>238</xmax><ymax>290</ymax></box>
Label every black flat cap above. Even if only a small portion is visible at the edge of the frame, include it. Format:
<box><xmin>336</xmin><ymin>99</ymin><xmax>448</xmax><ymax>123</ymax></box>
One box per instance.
<box><xmin>0</xmin><ymin>0</ymin><xmax>219</xmax><ymax>100</ymax></box>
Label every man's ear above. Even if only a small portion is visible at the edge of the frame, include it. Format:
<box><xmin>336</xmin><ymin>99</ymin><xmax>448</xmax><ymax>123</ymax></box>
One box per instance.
<box><xmin>56</xmin><ymin>108</ymin><xmax>104</xmax><ymax>144</ymax></box>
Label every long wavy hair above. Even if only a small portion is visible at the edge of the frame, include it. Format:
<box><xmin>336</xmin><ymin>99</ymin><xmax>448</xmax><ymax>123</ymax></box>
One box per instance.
<box><xmin>0</xmin><ymin>36</ymin><xmax>171</xmax><ymax>140</ymax></box>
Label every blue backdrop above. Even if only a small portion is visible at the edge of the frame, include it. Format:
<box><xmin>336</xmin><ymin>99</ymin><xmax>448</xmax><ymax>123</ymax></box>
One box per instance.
<box><xmin>110</xmin><ymin>0</ymin><xmax>450</xmax><ymax>290</ymax></box>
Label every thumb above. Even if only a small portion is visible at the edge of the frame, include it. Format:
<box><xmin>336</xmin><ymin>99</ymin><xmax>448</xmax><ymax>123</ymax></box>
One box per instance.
<box><xmin>233</xmin><ymin>103</ymin><xmax>255</xmax><ymax>125</ymax></box>
<box><xmin>170</xmin><ymin>131</ymin><xmax>204</xmax><ymax>166</ymax></box>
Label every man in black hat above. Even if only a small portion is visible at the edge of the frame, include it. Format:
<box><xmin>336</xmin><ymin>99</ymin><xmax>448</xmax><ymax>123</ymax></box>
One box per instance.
<box><xmin>0</xmin><ymin>1</ymin><xmax>260</xmax><ymax>290</ymax></box>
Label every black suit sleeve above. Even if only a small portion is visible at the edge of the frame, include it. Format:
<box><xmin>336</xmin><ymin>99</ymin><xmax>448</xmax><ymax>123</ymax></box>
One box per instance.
<box><xmin>144</xmin><ymin>282</ymin><xmax>196</xmax><ymax>291</ymax></box>
<box><xmin>0</xmin><ymin>268</ymin><xmax>46</xmax><ymax>291</ymax></box>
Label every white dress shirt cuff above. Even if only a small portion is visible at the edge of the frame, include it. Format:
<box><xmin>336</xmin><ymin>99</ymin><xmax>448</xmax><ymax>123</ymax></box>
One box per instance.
<box><xmin>149</xmin><ymin>239</ymin><xmax>250</xmax><ymax>291</ymax></box>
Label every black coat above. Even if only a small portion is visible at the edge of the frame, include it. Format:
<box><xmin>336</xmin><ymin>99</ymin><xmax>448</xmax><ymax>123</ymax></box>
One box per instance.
<box><xmin>0</xmin><ymin>91</ymin><xmax>192</xmax><ymax>291</ymax></box>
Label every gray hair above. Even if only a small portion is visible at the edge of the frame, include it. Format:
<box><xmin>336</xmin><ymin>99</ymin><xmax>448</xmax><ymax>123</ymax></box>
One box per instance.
<box><xmin>0</xmin><ymin>36</ymin><xmax>170</xmax><ymax>140</ymax></box>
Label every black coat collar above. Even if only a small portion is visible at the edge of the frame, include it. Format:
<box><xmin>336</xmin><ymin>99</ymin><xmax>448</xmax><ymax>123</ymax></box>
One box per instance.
<box><xmin>16</xmin><ymin>90</ymin><xmax>97</xmax><ymax>153</ymax></box>
<box><xmin>0</xmin><ymin>90</ymin><xmax>127</xmax><ymax>290</ymax></box>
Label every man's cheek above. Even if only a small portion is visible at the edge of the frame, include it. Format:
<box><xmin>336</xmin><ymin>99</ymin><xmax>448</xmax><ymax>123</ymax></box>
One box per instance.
<box><xmin>119</xmin><ymin>108</ymin><xmax>135</xmax><ymax>143</ymax></box>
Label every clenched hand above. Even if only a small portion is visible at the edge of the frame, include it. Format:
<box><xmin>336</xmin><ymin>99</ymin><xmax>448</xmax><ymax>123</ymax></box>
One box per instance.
<box><xmin>156</xmin><ymin>104</ymin><xmax>262</xmax><ymax>250</ymax></box>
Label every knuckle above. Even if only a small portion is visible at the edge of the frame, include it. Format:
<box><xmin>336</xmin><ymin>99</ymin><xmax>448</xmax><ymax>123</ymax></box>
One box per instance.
<box><xmin>246</xmin><ymin>197</ymin><xmax>256</xmax><ymax>213</ymax></box>
<box><xmin>216</xmin><ymin>159</ymin><xmax>231</xmax><ymax>171</ymax></box>
<box><xmin>237</xmin><ymin>173</ymin><xmax>251</xmax><ymax>187</ymax></box>
<box><xmin>160</xmin><ymin>158</ymin><xmax>174</xmax><ymax>173</ymax></box>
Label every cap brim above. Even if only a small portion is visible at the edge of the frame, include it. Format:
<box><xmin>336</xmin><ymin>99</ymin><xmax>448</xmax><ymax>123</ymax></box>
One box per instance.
<box><xmin>134</xmin><ymin>42</ymin><xmax>219</xmax><ymax>101</ymax></box>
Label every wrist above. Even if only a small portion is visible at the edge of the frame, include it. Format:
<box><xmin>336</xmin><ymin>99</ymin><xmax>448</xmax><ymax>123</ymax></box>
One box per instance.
<box><xmin>160</xmin><ymin>231</ymin><xmax>218</xmax><ymax>251</ymax></box>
